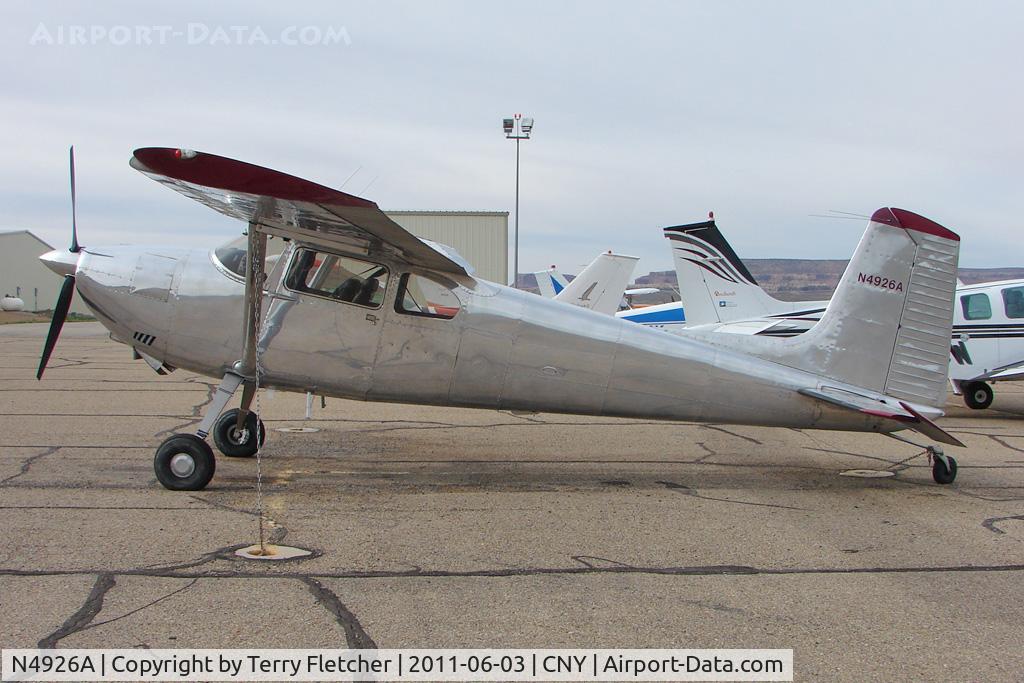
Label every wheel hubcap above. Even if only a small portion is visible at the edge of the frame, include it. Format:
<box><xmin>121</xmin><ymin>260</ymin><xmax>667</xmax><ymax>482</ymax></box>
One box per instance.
<box><xmin>169</xmin><ymin>453</ymin><xmax>196</xmax><ymax>478</ymax></box>
<box><xmin>228</xmin><ymin>427</ymin><xmax>249</xmax><ymax>445</ymax></box>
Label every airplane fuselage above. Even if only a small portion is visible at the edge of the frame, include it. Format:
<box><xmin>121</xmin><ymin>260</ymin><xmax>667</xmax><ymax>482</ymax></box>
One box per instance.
<box><xmin>68</xmin><ymin>241</ymin><xmax>929</xmax><ymax>436</ymax></box>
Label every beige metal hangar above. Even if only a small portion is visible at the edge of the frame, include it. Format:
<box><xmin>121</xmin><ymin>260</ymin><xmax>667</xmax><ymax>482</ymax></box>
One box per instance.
<box><xmin>0</xmin><ymin>230</ymin><xmax>89</xmax><ymax>314</ymax></box>
<box><xmin>386</xmin><ymin>211</ymin><xmax>509</xmax><ymax>284</ymax></box>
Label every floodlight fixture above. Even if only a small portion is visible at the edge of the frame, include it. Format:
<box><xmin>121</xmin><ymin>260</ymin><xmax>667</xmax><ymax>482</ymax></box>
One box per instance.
<box><xmin>501</xmin><ymin>113</ymin><xmax>535</xmax><ymax>287</ymax></box>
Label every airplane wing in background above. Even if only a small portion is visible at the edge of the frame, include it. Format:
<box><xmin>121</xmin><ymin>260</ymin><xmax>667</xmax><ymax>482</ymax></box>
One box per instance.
<box><xmin>130</xmin><ymin>148</ymin><xmax>469</xmax><ymax>276</ymax></box>
<box><xmin>976</xmin><ymin>359</ymin><xmax>1024</xmax><ymax>382</ymax></box>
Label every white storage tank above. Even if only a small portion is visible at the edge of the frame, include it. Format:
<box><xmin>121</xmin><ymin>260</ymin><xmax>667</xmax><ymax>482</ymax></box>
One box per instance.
<box><xmin>1</xmin><ymin>295</ymin><xmax>25</xmax><ymax>311</ymax></box>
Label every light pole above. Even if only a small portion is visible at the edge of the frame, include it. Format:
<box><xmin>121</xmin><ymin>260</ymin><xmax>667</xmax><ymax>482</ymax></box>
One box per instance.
<box><xmin>503</xmin><ymin>114</ymin><xmax>533</xmax><ymax>287</ymax></box>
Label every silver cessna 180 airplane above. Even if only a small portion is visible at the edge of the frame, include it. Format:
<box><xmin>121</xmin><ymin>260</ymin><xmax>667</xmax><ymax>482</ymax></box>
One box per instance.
<box><xmin>38</xmin><ymin>147</ymin><xmax>965</xmax><ymax>491</ymax></box>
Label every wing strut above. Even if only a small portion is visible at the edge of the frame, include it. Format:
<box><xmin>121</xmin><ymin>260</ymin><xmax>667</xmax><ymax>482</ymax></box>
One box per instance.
<box><xmin>234</xmin><ymin>223</ymin><xmax>267</xmax><ymax>425</ymax></box>
<box><xmin>238</xmin><ymin>224</ymin><xmax>267</xmax><ymax>380</ymax></box>
<box><xmin>193</xmin><ymin>222</ymin><xmax>266</xmax><ymax>438</ymax></box>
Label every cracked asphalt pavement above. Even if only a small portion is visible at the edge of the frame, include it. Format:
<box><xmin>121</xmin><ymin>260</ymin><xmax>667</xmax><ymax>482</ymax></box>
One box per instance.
<box><xmin>2</xmin><ymin>323</ymin><xmax>1023</xmax><ymax>681</ymax></box>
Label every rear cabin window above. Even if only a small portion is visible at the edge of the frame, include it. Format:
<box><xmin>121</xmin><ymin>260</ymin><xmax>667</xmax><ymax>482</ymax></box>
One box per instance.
<box><xmin>285</xmin><ymin>249</ymin><xmax>388</xmax><ymax>309</ymax></box>
<box><xmin>395</xmin><ymin>273</ymin><xmax>461</xmax><ymax>319</ymax></box>
<box><xmin>960</xmin><ymin>293</ymin><xmax>992</xmax><ymax>320</ymax></box>
<box><xmin>1002</xmin><ymin>286</ymin><xmax>1024</xmax><ymax>319</ymax></box>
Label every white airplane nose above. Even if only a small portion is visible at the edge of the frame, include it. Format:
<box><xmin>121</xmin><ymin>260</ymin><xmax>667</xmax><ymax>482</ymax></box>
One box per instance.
<box><xmin>40</xmin><ymin>249</ymin><xmax>79</xmax><ymax>277</ymax></box>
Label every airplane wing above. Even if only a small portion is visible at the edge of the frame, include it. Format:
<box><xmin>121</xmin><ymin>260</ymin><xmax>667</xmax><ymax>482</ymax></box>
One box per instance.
<box><xmin>799</xmin><ymin>386</ymin><xmax>964</xmax><ymax>447</ymax></box>
<box><xmin>130</xmin><ymin>148</ymin><xmax>469</xmax><ymax>276</ymax></box>
<box><xmin>974</xmin><ymin>359</ymin><xmax>1024</xmax><ymax>382</ymax></box>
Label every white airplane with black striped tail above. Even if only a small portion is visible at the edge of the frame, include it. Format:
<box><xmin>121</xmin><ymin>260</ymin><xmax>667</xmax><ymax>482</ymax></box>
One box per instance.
<box><xmin>621</xmin><ymin>214</ymin><xmax>1024</xmax><ymax>409</ymax></box>
<box><xmin>36</xmin><ymin>148</ymin><xmax>965</xmax><ymax>490</ymax></box>
<box><xmin>617</xmin><ymin>215</ymin><xmax>829</xmax><ymax>335</ymax></box>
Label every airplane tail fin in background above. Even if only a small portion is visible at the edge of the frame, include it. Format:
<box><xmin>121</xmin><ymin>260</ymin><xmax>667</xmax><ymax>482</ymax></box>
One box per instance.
<box><xmin>664</xmin><ymin>219</ymin><xmax>792</xmax><ymax>326</ymax></box>
<box><xmin>534</xmin><ymin>266</ymin><xmax>569</xmax><ymax>298</ymax></box>
<box><xmin>555</xmin><ymin>251</ymin><xmax>639</xmax><ymax>316</ymax></box>
<box><xmin>776</xmin><ymin>208</ymin><xmax>960</xmax><ymax>408</ymax></box>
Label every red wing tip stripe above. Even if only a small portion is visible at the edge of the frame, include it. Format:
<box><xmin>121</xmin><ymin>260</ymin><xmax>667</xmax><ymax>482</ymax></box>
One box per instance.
<box><xmin>870</xmin><ymin>207</ymin><xmax>960</xmax><ymax>242</ymax></box>
<box><xmin>132</xmin><ymin>147</ymin><xmax>379</xmax><ymax>209</ymax></box>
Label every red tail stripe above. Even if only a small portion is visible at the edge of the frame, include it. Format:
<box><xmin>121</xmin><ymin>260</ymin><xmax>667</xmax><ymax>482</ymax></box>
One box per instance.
<box><xmin>870</xmin><ymin>207</ymin><xmax>960</xmax><ymax>242</ymax></box>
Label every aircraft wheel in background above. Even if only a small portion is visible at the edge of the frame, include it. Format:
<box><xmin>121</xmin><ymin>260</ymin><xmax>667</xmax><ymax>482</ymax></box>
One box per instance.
<box><xmin>962</xmin><ymin>381</ymin><xmax>993</xmax><ymax>410</ymax></box>
<box><xmin>213</xmin><ymin>408</ymin><xmax>265</xmax><ymax>458</ymax></box>
<box><xmin>154</xmin><ymin>434</ymin><xmax>216</xmax><ymax>490</ymax></box>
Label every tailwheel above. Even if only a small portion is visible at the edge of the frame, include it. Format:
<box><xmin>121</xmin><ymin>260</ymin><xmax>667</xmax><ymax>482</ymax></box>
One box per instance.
<box><xmin>962</xmin><ymin>381</ymin><xmax>993</xmax><ymax>410</ymax></box>
<box><xmin>213</xmin><ymin>408</ymin><xmax>265</xmax><ymax>458</ymax></box>
<box><xmin>930</xmin><ymin>447</ymin><xmax>958</xmax><ymax>485</ymax></box>
<box><xmin>154</xmin><ymin>434</ymin><xmax>215</xmax><ymax>490</ymax></box>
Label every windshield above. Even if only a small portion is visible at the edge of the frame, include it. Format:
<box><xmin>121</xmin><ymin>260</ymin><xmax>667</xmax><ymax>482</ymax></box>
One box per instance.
<box><xmin>213</xmin><ymin>234</ymin><xmax>289</xmax><ymax>278</ymax></box>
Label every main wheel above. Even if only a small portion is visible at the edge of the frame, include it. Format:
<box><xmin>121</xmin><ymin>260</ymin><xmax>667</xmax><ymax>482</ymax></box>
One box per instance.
<box><xmin>213</xmin><ymin>408</ymin><xmax>265</xmax><ymax>458</ymax></box>
<box><xmin>932</xmin><ymin>454</ymin><xmax>958</xmax><ymax>485</ymax></box>
<box><xmin>154</xmin><ymin>434</ymin><xmax>215</xmax><ymax>490</ymax></box>
<box><xmin>962</xmin><ymin>381</ymin><xmax>993</xmax><ymax>410</ymax></box>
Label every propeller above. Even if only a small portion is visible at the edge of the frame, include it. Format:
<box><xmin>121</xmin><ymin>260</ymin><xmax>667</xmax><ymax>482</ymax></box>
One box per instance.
<box><xmin>37</xmin><ymin>146</ymin><xmax>82</xmax><ymax>380</ymax></box>
<box><xmin>70</xmin><ymin>146</ymin><xmax>80</xmax><ymax>253</ymax></box>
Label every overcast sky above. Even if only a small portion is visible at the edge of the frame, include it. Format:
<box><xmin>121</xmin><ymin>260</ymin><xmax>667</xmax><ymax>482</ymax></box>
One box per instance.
<box><xmin>1</xmin><ymin>1</ymin><xmax>1020</xmax><ymax>278</ymax></box>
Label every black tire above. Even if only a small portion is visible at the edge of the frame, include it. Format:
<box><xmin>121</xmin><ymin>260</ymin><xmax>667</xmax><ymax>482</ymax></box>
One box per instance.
<box><xmin>213</xmin><ymin>408</ymin><xmax>265</xmax><ymax>458</ymax></box>
<box><xmin>154</xmin><ymin>434</ymin><xmax>215</xmax><ymax>490</ymax></box>
<box><xmin>962</xmin><ymin>381</ymin><xmax>993</xmax><ymax>410</ymax></box>
<box><xmin>932</xmin><ymin>454</ymin><xmax>958</xmax><ymax>485</ymax></box>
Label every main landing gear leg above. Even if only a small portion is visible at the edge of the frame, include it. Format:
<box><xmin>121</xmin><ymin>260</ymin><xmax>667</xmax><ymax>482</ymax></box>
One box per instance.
<box><xmin>154</xmin><ymin>372</ymin><xmax>250</xmax><ymax>491</ymax></box>
<box><xmin>154</xmin><ymin>223</ymin><xmax>268</xmax><ymax>491</ymax></box>
<box><xmin>212</xmin><ymin>380</ymin><xmax>265</xmax><ymax>459</ymax></box>
<box><xmin>885</xmin><ymin>433</ymin><xmax>958</xmax><ymax>485</ymax></box>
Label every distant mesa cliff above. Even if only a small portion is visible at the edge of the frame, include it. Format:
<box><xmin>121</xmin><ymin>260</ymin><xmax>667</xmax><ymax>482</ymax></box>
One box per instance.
<box><xmin>520</xmin><ymin>261</ymin><xmax>1024</xmax><ymax>304</ymax></box>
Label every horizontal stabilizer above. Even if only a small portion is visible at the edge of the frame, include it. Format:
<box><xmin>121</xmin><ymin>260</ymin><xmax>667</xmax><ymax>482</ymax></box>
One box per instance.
<box><xmin>799</xmin><ymin>387</ymin><xmax>964</xmax><ymax>447</ymax></box>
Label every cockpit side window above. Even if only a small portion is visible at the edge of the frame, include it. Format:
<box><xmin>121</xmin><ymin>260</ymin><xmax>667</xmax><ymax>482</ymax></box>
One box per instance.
<box><xmin>285</xmin><ymin>248</ymin><xmax>389</xmax><ymax>309</ymax></box>
<box><xmin>1002</xmin><ymin>286</ymin><xmax>1024</xmax><ymax>319</ymax></box>
<box><xmin>395</xmin><ymin>273</ymin><xmax>461</xmax><ymax>319</ymax></box>
<box><xmin>960</xmin><ymin>293</ymin><xmax>992</xmax><ymax>321</ymax></box>
<box><xmin>212</xmin><ymin>235</ymin><xmax>288</xmax><ymax>279</ymax></box>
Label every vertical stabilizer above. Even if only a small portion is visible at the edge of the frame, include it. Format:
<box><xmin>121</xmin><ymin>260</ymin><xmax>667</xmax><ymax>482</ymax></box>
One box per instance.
<box><xmin>778</xmin><ymin>208</ymin><xmax>960</xmax><ymax>407</ymax></box>
<box><xmin>534</xmin><ymin>266</ymin><xmax>569</xmax><ymax>298</ymax></box>
<box><xmin>555</xmin><ymin>252</ymin><xmax>639</xmax><ymax>316</ymax></box>
<box><xmin>664</xmin><ymin>219</ymin><xmax>793</xmax><ymax>326</ymax></box>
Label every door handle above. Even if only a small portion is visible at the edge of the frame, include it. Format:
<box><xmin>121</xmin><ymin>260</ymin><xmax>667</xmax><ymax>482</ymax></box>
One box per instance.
<box><xmin>365</xmin><ymin>313</ymin><xmax>379</xmax><ymax>325</ymax></box>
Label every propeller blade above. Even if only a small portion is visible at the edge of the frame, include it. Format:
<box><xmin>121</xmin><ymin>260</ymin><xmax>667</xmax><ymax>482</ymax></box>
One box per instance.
<box><xmin>69</xmin><ymin>146</ymin><xmax>80</xmax><ymax>253</ymax></box>
<box><xmin>37</xmin><ymin>275</ymin><xmax>76</xmax><ymax>380</ymax></box>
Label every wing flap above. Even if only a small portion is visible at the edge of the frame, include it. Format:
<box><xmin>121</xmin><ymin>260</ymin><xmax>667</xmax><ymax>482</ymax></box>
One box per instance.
<box><xmin>130</xmin><ymin>148</ymin><xmax>468</xmax><ymax>276</ymax></box>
